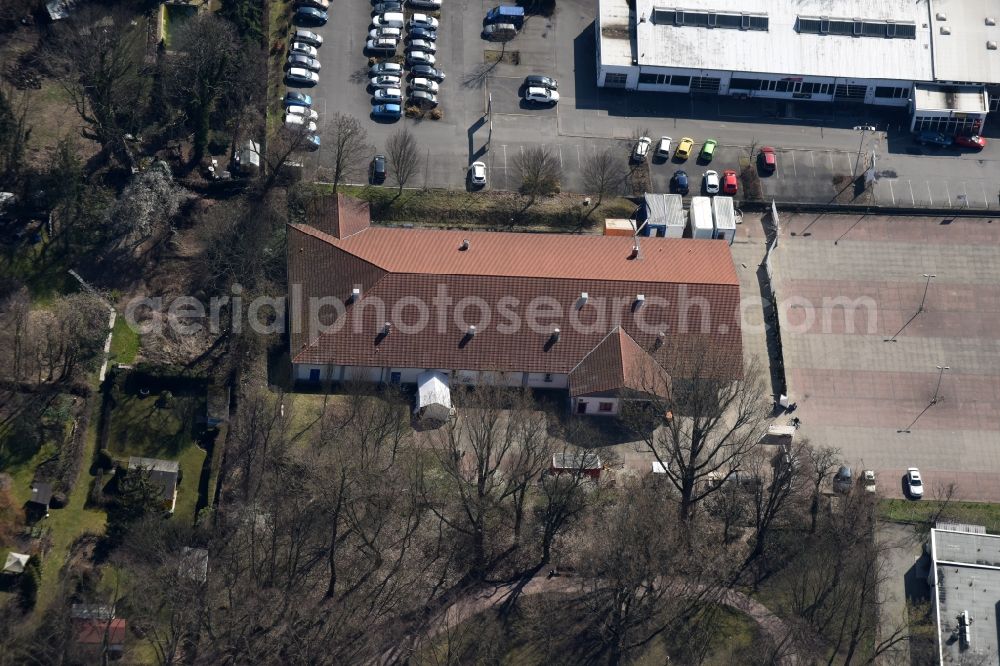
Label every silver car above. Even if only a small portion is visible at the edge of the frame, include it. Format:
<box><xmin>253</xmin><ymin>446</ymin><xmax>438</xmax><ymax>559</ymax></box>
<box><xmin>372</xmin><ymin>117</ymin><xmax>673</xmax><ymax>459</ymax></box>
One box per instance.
<box><xmin>373</xmin><ymin>87</ymin><xmax>402</xmax><ymax>103</ymax></box>
<box><xmin>287</xmin><ymin>54</ymin><xmax>321</xmax><ymax>71</ymax></box>
<box><xmin>410</xmin><ymin>77</ymin><xmax>439</xmax><ymax>94</ymax></box>
<box><xmin>407</xmin><ymin>39</ymin><xmax>437</xmax><ymax>54</ymax></box>
<box><xmin>370</xmin><ymin>74</ymin><xmax>402</xmax><ymax>89</ymax></box>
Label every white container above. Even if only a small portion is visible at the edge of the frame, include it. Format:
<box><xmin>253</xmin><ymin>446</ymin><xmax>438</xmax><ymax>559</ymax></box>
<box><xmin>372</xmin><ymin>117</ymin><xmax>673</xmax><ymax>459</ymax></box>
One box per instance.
<box><xmin>711</xmin><ymin>196</ymin><xmax>737</xmax><ymax>246</ymax></box>
<box><xmin>689</xmin><ymin>196</ymin><xmax>714</xmax><ymax>239</ymax></box>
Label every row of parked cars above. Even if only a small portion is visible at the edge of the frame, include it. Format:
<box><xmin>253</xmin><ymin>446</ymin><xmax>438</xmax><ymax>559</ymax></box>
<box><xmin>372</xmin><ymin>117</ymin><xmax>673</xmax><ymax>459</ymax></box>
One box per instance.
<box><xmin>366</xmin><ymin>11</ymin><xmax>446</xmax><ymax>120</ymax></box>
<box><xmin>915</xmin><ymin>131</ymin><xmax>987</xmax><ymax>149</ymax></box>
<box><xmin>631</xmin><ymin>135</ymin><xmax>781</xmax><ymax>196</ymax></box>
<box><xmin>283</xmin><ymin>22</ymin><xmax>327</xmax><ymax>152</ymax></box>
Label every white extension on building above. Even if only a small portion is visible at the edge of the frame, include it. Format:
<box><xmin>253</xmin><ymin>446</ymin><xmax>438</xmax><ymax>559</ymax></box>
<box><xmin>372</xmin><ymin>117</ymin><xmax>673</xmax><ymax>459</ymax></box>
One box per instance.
<box><xmin>414</xmin><ymin>371</ymin><xmax>456</xmax><ymax>423</ymax></box>
<box><xmin>596</xmin><ymin>0</ymin><xmax>999</xmax><ymax>133</ymax></box>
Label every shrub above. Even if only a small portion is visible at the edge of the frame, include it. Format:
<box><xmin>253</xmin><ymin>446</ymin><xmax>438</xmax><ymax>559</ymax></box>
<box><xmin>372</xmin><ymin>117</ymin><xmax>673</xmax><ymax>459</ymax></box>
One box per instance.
<box><xmin>430</xmin><ymin>108</ymin><xmax>443</xmax><ymax>120</ymax></box>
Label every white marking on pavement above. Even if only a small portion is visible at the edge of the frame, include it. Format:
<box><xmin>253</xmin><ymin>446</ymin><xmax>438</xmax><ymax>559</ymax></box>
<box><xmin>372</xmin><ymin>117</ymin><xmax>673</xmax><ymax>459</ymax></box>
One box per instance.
<box><xmin>809</xmin><ymin>151</ymin><xmax>815</xmax><ymax>171</ymax></box>
<box><xmin>907</xmin><ymin>180</ymin><xmax>915</xmax><ymax>206</ymax></box>
<box><xmin>843</xmin><ymin>153</ymin><xmax>853</xmax><ymax>174</ymax></box>
<box><xmin>925</xmin><ymin>181</ymin><xmax>933</xmax><ymax>205</ymax></box>
<box><xmin>558</xmin><ymin>145</ymin><xmax>564</xmax><ymax>170</ymax></box>
<box><xmin>576</xmin><ymin>145</ymin><xmax>582</xmax><ymax>169</ymax></box>
<box><xmin>789</xmin><ymin>151</ymin><xmax>797</xmax><ymax>177</ymax></box>
<box><xmin>826</xmin><ymin>152</ymin><xmax>835</xmax><ymax>172</ymax></box>
<box><xmin>944</xmin><ymin>181</ymin><xmax>953</xmax><ymax>208</ymax></box>
<box><xmin>887</xmin><ymin>178</ymin><xmax>896</xmax><ymax>206</ymax></box>
<box><xmin>502</xmin><ymin>144</ymin><xmax>508</xmax><ymax>190</ymax></box>
<box><xmin>980</xmin><ymin>182</ymin><xmax>990</xmax><ymax>208</ymax></box>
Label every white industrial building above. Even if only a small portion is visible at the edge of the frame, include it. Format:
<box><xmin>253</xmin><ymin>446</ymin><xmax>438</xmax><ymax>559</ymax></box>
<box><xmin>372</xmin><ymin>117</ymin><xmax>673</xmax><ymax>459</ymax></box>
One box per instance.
<box><xmin>596</xmin><ymin>0</ymin><xmax>998</xmax><ymax>133</ymax></box>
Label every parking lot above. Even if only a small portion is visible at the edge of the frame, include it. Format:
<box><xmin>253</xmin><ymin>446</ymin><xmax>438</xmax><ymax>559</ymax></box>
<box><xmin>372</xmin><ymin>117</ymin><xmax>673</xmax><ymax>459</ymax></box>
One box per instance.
<box><xmin>290</xmin><ymin>0</ymin><xmax>1000</xmax><ymax>205</ymax></box>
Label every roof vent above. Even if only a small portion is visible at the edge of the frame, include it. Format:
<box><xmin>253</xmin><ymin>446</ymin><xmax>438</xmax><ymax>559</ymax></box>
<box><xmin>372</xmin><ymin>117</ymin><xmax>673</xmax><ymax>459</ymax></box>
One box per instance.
<box><xmin>382</xmin><ymin>322</ymin><xmax>392</xmax><ymax>335</ymax></box>
<box><xmin>940</xmin><ymin>26</ymin><xmax>951</xmax><ymax>35</ymax></box>
<box><xmin>936</xmin><ymin>12</ymin><xmax>947</xmax><ymax>21</ymax></box>
<box><xmin>988</xmin><ymin>17</ymin><xmax>997</xmax><ymax>26</ymax></box>
<box><xmin>467</xmin><ymin>325</ymin><xmax>477</xmax><ymax>337</ymax></box>
<box><xmin>351</xmin><ymin>287</ymin><xmax>362</xmax><ymax>301</ymax></box>
<box><xmin>551</xmin><ymin>326</ymin><xmax>560</xmax><ymax>340</ymax></box>
<box><xmin>990</xmin><ymin>41</ymin><xmax>998</xmax><ymax>50</ymax></box>
<box><xmin>635</xmin><ymin>294</ymin><xmax>646</xmax><ymax>309</ymax></box>
<box><xmin>459</xmin><ymin>239</ymin><xmax>470</xmax><ymax>251</ymax></box>
<box><xmin>629</xmin><ymin>240</ymin><xmax>641</xmax><ymax>260</ymax></box>
<box><xmin>578</xmin><ymin>292</ymin><xmax>589</xmax><ymax>308</ymax></box>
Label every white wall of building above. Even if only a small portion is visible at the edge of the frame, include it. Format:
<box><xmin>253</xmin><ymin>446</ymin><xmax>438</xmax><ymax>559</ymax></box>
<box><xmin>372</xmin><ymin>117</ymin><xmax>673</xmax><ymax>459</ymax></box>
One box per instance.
<box><xmin>573</xmin><ymin>396</ymin><xmax>620</xmax><ymax>416</ymax></box>
<box><xmin>295</xmin><ymin>364</ymin><xmax>569</xmax><ymax>389</ymax></box>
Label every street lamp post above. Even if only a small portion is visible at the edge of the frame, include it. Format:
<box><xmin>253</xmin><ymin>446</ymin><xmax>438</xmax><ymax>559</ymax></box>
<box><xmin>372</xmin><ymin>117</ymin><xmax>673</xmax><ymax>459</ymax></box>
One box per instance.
<box><xmin>930</xmin><ymin>365</ymin><xmax>950</xmax><ymax>405</ymax></box>
<box><xmin>918</xmin><ymin>273</ymin><xmax>936</xmax><ymax>313</ymax></box>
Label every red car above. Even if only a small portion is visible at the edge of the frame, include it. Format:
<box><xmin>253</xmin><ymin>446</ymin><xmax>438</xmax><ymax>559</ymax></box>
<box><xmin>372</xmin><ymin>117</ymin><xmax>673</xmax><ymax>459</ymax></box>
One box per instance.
<box><xmin>759</xmin><ymin>146</ymin><xmax>776</xmax><ymax>172</ymax></box>
<box><xmin>722</xmin><ymin>169</ymin><xmax>738</xmax><ymax>195</ymax></box>
<box><xmin>955</xmin><ymin>134</ymin><xmax>987</xmax><ymax>150</ymax></box>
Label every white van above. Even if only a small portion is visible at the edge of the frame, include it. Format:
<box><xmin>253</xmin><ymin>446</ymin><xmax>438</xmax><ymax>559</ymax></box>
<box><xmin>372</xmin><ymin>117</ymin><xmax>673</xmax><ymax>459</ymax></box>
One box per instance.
<box><xmin>372</xmin><ymin>12</ymin><xmax>405</xmax><ymax>28</ymax></box>
<box><xmin>284</xmin><ymin>114</ymin><xmax>318</xmax><ymax>133</ymax></box>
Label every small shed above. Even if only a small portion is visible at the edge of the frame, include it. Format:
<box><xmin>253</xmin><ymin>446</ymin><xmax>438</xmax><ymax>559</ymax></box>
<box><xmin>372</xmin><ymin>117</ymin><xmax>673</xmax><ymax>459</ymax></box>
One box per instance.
<box><xmin>127</xmin><ymin>457</ymin><xmax>179</xmax><ymax>513</ymax></box>
<box><xmin>235</xmin><ymin>140</ymin><xmax>261</xmax><ymax>176</ymax></box>
<box><xmin>75</xmin><ymin>618</ymin><xmax>127</xmax><ymax>655</ymax></box>
<box><xmin>604</xmin><ymin>218</ymin><xmax>635</xmax><ymax>236</ymax></box>
<box><xmin>550</xmin><ymin>452</ymin><xmax>602</xmax><ymax>479</ymax></box>
<box><xmin>642</xmin><ymin>193</ymin><xmax>686</xmax><ymax>238</ymax></box>
<box><xmin>414</xmin><ymin>371</ymin><xmax>454</xmax><ymax>424</ymax></box>
<box><xmin>71</xmin><ymin>604</ymin><xmax>116</xmax><ymax>621</ymax></box>
<box><xmin>29</xmin><ymin>482</ymin><xmax>53</xmax><ymax>515</ymax></box>
<box><xmin>3</xmin><ymin>552</ymin><xmax>30</xmax><ymax>575</ymax></box>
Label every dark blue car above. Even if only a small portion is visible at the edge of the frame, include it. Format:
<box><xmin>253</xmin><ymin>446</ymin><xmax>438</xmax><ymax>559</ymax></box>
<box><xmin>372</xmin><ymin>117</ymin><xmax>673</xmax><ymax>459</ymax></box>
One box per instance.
<box><xmin>284</xmin><ymin>91</ymin><xmax>313</xmax><ymax>108</ymax></box>
<box><xmin>295</xmin><ymin>7</ymin><xmax>328</xmax><ymax>26</ymax></box>
<box><xmin>916</xmin><ymin>131</ymin><xmax>953</xmax><ymax>147</ymax></box>
<box><xmin>371</xmin><ymin>103</ymin><xmax>402</xmax><ymax>120</ymax></box>
<box><xmin>671</xmin><ymin>170</ymin><xmax>689</xmax><ymax>195</ymax></box>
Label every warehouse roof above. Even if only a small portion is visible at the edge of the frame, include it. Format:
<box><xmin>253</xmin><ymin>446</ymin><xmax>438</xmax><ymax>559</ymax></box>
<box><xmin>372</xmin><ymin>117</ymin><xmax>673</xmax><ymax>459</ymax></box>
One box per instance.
<box><xmin>929</xmin><ymin>0</ymin><xmax>1000</xmax><ymax>84</ymax></box>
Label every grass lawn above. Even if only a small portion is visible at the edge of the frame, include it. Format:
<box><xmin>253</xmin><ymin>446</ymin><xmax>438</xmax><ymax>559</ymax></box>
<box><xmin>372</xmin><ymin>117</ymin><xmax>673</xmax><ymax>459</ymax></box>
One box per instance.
<box><xmin>879</xmin><ymin>498</ymin><xmax>1000</xmax><ymax>534</ymax></box>
<box><xmin>162</xmin><ymin>3</ymin><xmax>197</xmax><ymax>49</ymax></box>
<box><xmin>317</xmin><ymin>185</ymin><xmax>637</xmax><ymax>233</ymax></box>
<box><xmin>109</xmin><ymin>315</ymin><xmax>141</xmax><ymax>366</ymax></box>
<box><xmin>106</xmin><ymin>388</ymin><xmax>208</xmax><ymax>525</ymax></box>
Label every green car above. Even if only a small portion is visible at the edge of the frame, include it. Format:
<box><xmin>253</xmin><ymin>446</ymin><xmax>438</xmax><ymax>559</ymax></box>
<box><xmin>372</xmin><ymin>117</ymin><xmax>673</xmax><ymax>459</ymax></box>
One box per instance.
<box><xmin>700</xmin><ymin>139</ymin><xmax>718</xmax><ymax>161</ymax></box>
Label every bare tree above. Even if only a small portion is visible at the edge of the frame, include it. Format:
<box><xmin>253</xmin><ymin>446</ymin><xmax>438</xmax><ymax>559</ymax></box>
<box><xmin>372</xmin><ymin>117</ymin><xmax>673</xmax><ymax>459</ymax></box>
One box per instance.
<box><xmin>106</xmin><ymin>161</ymin><xmax>183</xmax><ymax>248</ymax></box>
<box><xmin>325</xmin><ymin>113</ymin><xmax>373</xmax><ymax>193</ymax></box>
<box><xmin>621</xmin><ymin>352</ymin><xmax>771</xmax><ymax>523</ymax></box>
<box><xmin>581</xmin><ymin>147</ymin><xmax>627</xmax><ymax>209</ymax></box>
<box><xmin>386</xmin><ymin>126</ymin><xmax>421</xmax><ymax>195</ymax></box>
<box><xmin>804</xmin><ymin>443</ymin><xmax>840</xmax><ymax>534</ymax></box>
<box><xmin>0</xmin><ymin>82</ymin><xmax>30</xmax><ymax>186</ymax></box>
<box><xmin>512</xmin><ymin>146</ymin><xmax>560</xmax><ymax>210</ymax></box>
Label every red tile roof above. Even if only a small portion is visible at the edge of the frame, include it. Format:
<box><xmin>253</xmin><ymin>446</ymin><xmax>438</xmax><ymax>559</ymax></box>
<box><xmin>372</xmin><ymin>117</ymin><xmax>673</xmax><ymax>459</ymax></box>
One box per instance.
<box><xmin>569</xmin><ymin>327</ymin><xmax>672</xmax><ymax>397</ymax></box>
<box><xmin>288</xmin><ymin>197</ymin><xmax>743</xmax><ymax>381</ymax></box>
<box><xmin>75</xmin><ymin>618</ymin><xmax>126</xmax><ymax>646</ymax></box>
<box><xmin>304</xmin><ymin>193</ymin><xmax>372</xmax><ymax>239</ymax></box>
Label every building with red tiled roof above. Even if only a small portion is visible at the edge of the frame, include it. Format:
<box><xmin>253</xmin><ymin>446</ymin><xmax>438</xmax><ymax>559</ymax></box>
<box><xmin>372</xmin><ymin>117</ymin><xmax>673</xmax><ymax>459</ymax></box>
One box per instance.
<box><xmin>75</xmin><ymin>618</ymin><xmax>126</xmax><ymax>657</ymax></box>
<box><xmin>288</xmin><ymin>195</ymin><xmax>743</xmax><ymax>415</ymax></box>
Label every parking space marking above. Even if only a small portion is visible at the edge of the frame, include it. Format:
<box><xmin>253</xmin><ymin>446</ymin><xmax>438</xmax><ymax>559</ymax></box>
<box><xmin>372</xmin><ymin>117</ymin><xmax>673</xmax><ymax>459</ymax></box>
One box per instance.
<box><xmin>789</xmin><ymin>151</ymin><xmax>797</xmax><ymax>177</ymax></box>
<box><xmin>826</xmin><ymin>152</ymin><xmax>835</xmax><ymax>172</ymax></box>
<box><xmin>886</xmin><ymin>178</ymin><xmax>895</xmax><ymax>206</ymax></box>
<box><xmin>980</xmin><ymin>182</ymin><xmax>990</xmax><ymax>208</ymax></box>
<box><xmin>907</xmin><ymin>180</ymin><xmax>915</xmax><ymax>206</ymax></box>
<box><xmin>925</xmin><ymin>181</ymin><xmax>933</xmax><ymax>206</ymax></box>
<box><xmin>843</xmin><ymin>152</ymin><xmax>853</xmax><ymax>174</ymax></box>
<box><xmin>956</xmin><ymin>181</ymin><xmax>969</xmax><ymax>209</ymax></box>
<box><xmin>944</xmin><ymin>181</ymin><xmax>953</xmax><ymax>208</ymax></box>
<box><xmin>558</xmin><ymin>145</ymin><xmax>563</xmax><ymax>170</ymax></box>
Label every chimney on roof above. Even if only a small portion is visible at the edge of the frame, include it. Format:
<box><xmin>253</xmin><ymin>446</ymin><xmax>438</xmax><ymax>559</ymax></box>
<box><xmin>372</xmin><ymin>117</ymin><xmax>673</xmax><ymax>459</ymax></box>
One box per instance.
<box><xmin>382</xmin><ymin>322</ymin><xmax>392</xmax><ymax>335</ymax></box>
<box><xmin>578</xmin><ymin>292</ymin><xmax>589</xmax><ymax>309</ymax></box>
<box><xmin>653</xmin><ymin>330</ymin><xmax>665</xmax><ymax>350</ymax></box>
<box><xmin>459</xmin><ymin>239</ymin><xmax>470</xmax><ymax>251</ymax></box>
<box><xmin>467</xmin><ymin>325</ymin><xmax>477</xmax><ymax>336</ymax></box>
<box><xmin>635</xmin><ymin>294</ymin><xmax>645</xmax><ymax>310</ymax></box>
<box><xmin>351</xmin><ymin>287</ymin><xmax>362</xmax><ymax>301</ymax></box>
<box><xmin>551</xmin><ymin>327</ymin><xmax>561</xmax><ymax>342</ymax></box>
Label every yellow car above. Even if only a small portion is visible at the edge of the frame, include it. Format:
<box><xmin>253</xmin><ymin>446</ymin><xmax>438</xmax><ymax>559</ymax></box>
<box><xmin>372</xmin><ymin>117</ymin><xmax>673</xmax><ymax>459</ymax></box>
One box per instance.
<box><xmin>675</xmin><ymin>137</ymin><xmax>694</xmax><ymax>160</ymax></box>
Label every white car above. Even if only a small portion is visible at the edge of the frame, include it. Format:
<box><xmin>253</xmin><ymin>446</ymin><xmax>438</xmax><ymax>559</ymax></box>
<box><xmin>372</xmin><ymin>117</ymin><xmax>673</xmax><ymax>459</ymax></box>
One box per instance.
<box><xmin>366</xmin><ymin>38</ymin><xmax>398</xmax><ymax>53</ymax></box>
<box><xmin>373</xmin><ymin>87</ymin><xmax>402</xmax><ymax>103</ymax></box>
<box><xmin>410</xmin><ymin>77</ymin><xmax>439</xmax><ymax>94</ymax></box>
<box><xmin>407</xmin><ymin>39</ymin><xmax>436</xmax><ymax>54</ymax></box>
<box><xmin>469</xmin><ymin>161</ymin><xmax>487</xmax><ymax>186</ymax></box>
<box><xmin>655</xmin><ymin>136</ymin><xmax>672</xmax><ymax>158</ymax></box>
<box><xmin>372</xmin><ymin>12</ymin><xmax>405</xmax><ymax>28</ymax></box>
<box><xmin>368</xmin><ymin>27</ymin><xmax>402</xmax><ymax>39</ymax></box>
<box><xmin>407</xmin><ymin>50</ymin><xmax>436</xmax><ymax>65</ymax></box>
<box><xmin>286</xmin><ymin>67</ymin><xmax>319</xmax><ymax>85</ymax></box>
<box><xmin>284</xmin><ymin>114</ymin><xmax>318</xmax><ymax>132</ymax></box>
<box><xmin>370</xmin><ymin>74</ymin><xmax>402</xmax><ymax>89</ymax></box>
<box><xmin>289</xmin><ymin>42</ymin><xmax>318</xmax><ymax>58</ymax></box>
<box><xmin>369</xmin><ymin>62</ymin><xmax>403</xmax><ymax>77</ymax></box>
<box><xmin>632</xmin><ymin>136</ymin><xmax>651</xmax><ymax>162</ymax></box>
<box><xmin>906</xmin><ymin>468</ymin><xmax>923</xmax><ymax>499</ymax></box>
<box><xmin>703</xmin><ymin>170</ymin><xmax>720</xmax><ymax>194</ymax></box>
<box><xmin>285</xmin><ymin>106</ymin><xmax>319</xmax><ymax>121</ymax></box>
<box><xmin>408</xmin><ymin>14</ymin><xmax>439</xmax><ymax>29</ymax></box>
<box><xmin>524</xmin><ymin>87</ymin><xmax>559</xmax><ymax>104</ymax></box>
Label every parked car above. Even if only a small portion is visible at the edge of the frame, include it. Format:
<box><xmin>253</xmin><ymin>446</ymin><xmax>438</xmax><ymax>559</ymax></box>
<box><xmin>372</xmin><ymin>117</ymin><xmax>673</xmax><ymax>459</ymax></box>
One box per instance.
<box><xmin>284</xmin><ymin>91</ymin><xmax>313</xmax><ymax>107</ymax></box>
<box><xmin>670</xmin><ymin>169</ymin><xmax>689</xmax><ymax>195</ymax></box>
<box><xmin>699</xmin><ymin>138</ymin><xmax>717</xmax><ymax>162</ymax></box>
<box><xmin>287</xmin><ymin>54</ymin><xmax>321</xmax><ymax>71</ymax></box>
<box><xmin>371</xmin><ymin>154</ymin><xmax>387</xmax><ymax>183</ymax></box>
<box><xmin>371</xmin><ymin>103</ymin><xmax>402</xmax><ymax>120</ymax></box>
<box><xmin>524</xmin><ymin>87</ymin><xmax>559</xmax><ymax>104</ymax></box>
<box><xmin>292</xmin><ymin>28</ymin><xmax>323</xmax><ymax>47</ymax></box>
<box><xmin>410</xmin><ymin>77</ymin><xmax>439</xmax><ymax>94</ymax></box>
<box><xmin>303</xmin><ymin>135</ymin><xmax>321</xmax><ymax>151</ymax></box>
<box><xmin>410</xmin><ymin>90</ymin><xmax>438</xmax><ymax>108</ymax></box>
<box><xmin>297</xmin><ymin>0</ymin><xmax>329</xmax><ymax>9</ymax></box>
<box><xmin>374</xmin><ymin>87</ymin><xmax>402</xmax><ymax>103</ymax></box>
<box><xmin>655</xmin><ymin>136</ymin><xmax>672</xmax><ymax>159</ymax></box>
<box><xmin>284</xmin><ymin>114</ymin><xmax>317</xmax><ymax>132</ymax></box>
<box><xmin>674</xmin><ymin>137</ymin><xmax>693</xmax><ymax>159</ymax></box>
<box><xmin>703</xmin><ymin>170</ymin><xmax>719</xmax><ymax>195</ymax></box>
<box><xmin>469</xmin><ymin>161</ymin><xmax>487</xmax><ymax>186</ymax></box>
<box><xmin>286</xmin><ymin>106</ymin><xmax>319</xmax><ymax>121</ymax></box>
<box><xmin>369</xmin><ymin>27</ymin><xmax>402</xmax><ymax>40</ymax></box>
<box><xmin>906</xmin><ymin>468</ymin><xmax>923</xmax><ymax>498</ymax></box>
<box><xmin>410</xmin><ymin>64</ymin><xmax>446</xmax><ymax>81</ymax></box>
<box><xmin>408</xmin><ymin>0</ymin><xmax>441</xmax><ymax>8</ymax></box>
<box><xmin>916</xmin><ymin>131</ymin><xmax>953</xmax><ymax>147</ymax></box>
<box><xmin>370</xmin><ymin>74</ymin><xmax>402</xmax><ymax>89</ymax></box>
<box><xmin>833</xmin><ymin>465</ymin><xmax>853</xmax><ymax>494</ymax></box>
<box><xmin>286</xmin><ymin>67</ymin><xmax>319</xmax><ymax>86</ymax></box>
<box><xmin>369</xmin><ymin>61</ymin><xmax>403</xmax><ymax>77</ymax></box>
<box><xmin>955</xmin><ymin>134</ymin><xmax>987</xmax><ymax>149</ymax></box>
<box><xmin>482</xmin><ymin>23</ymin><xmax>517</xmax><ymax>40</ymax></box>
<box><xmin>406</xmin><ymin>50</ymin><xmax>436</xmax><ymax>65</ymax></box>
<box><xmin>524</xmin><ymin>75</ymin><xmax>557</xmax><ymax>90</ymax></box>
<box><xmin>372</xmin><ymin>12</ymin><xmax>405</xmax><ymax>28</ymax></box>
<box><xmin>758</xmin><ymin>146</ymin><xmax>776</xmax><ymax>172</ymax></box>
<box><xmin>408</xmin><ymin>14</ymin><xmax>439</xmax><ymax>29</ymax></box>
<box><xmin>289</xmin><ymin>42</ymin><xmax>318</xmax><ymax>58</ymax></box>
<box><xmin>408</xmin><ymin>26</ymin><xmax>438</xmax><ymax>41</ymax></box>
<box><xmin>294</xmin><ymin>7</ymin><xmax>328</xmax><ymax>26</ymax></box>
<box><xmin>407</xmin><ymin>39</ymin><xmax>437</xmax><ymax>54</ymax></box>
<box><xmin>722</xmin><ymin>169</ymin><xmax>738</xmax><ymax>195</ymax></box>
<box><xmin>861</xmin><ymin>470</ymin><xmax>877</xmax><ymax>493</ymax></box>
<box><xmin>366</xmin><ymin>38</ymin><xmax>398</xmax><ymax>54</ymax></box>
<box><xmin>632</xmin><ymin>136</ymin><xmax>651</xmax><ymax>163</ymax></box>
<box><xmin>372</xmin><ymin>1</ymin><xmax>403</xmax><ymax>13</ymax></box>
